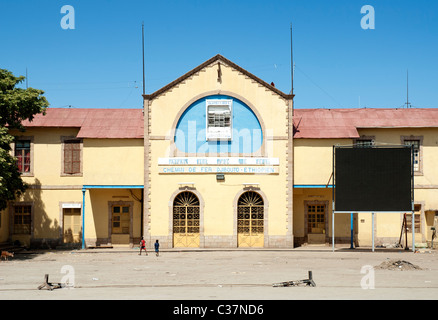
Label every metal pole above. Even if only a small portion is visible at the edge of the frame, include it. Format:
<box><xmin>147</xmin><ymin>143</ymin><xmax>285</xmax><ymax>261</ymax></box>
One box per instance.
<box><xmin>406</xmin><ymin>70</ymin><xmax>410</xmax><ymax>108</ymax></box>
<box><xmin>332</xmin><ymin>145</ymin><xmax>335</xmax><ymax>252</ymax></box>
<box><xmin>372</xmin><ymin>212</ymin><xmax>375</xmax><ymax>252</ymax></box>
<box><xmin>404</xmin><ymin>213</ymin><xmax>409</xmax><ymax>250</ymax></box>
<box><xmin>142</xmin><ymin>22</ymin><xmax>145</xmax><ymax>96</ymax></box>
<box><xmin>350</xmin><ymin>213</ymin><xmax>354</xmax><ymax>249</ymax></box>
<box><xmin>290</xmin><ymin>23</ymin><xmax>294</xmax><ymax>96</ymax></box>
<box><xmin>412</xmin><ymin>211</ymin><xmax>416</xmax><ymax>252</ymax></box>
<box><xmin>332</xmin><ymin>211</ymin><xmax>335</xmax><ymax>252</ymax></box>
<box><xmin>82</xmin><ymin>188</ymin><xmax>86</xmax><ymax>250</ymax></box>
<box><xmin>411</xmin><ymin>144</ymin><xmax>415</xmax><ymax>252</ymax></box>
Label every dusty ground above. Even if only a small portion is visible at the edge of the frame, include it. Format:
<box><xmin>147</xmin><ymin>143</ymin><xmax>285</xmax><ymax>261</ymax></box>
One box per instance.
<box><xmin>0</xmin><ymin>246</ymin><xmax>437</xmax><ymax>301</ymax></box>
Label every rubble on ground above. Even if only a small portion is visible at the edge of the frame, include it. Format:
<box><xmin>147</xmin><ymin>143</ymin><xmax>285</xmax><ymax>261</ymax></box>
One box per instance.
<box><xmin>375</xmin><ymin>259</ymin><xmax>422</xmax><ymax>271</ymax></box>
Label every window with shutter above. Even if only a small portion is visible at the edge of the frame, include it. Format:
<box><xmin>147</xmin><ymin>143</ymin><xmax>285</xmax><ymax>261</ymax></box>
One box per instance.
<box><xmin>63</xmin><ymin>139</ymin><xmax>82</xmax><ymax>175</ymax></box>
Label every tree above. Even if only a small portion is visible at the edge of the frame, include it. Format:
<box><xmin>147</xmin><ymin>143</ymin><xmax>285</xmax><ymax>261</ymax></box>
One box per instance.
<box><xmin>0</xmin><ymin>68</ymin><xmax>49</xmax><ymax>210</ymax></box>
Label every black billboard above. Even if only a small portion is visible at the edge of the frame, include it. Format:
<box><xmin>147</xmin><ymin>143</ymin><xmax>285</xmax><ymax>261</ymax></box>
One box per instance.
<box><xmin>334</xmin><ymin>146</ymin><xmax>413</xmax><ymax>212</ymax></box>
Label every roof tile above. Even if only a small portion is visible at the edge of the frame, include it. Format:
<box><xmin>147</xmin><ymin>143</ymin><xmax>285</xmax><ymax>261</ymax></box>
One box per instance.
<box><xmin>294</xmin><ymin>108</ymin><xmax>438</xmax><ymax>138</ymax></box>
<box><xmin>22</xmin><ymin>107</ymin><xmax>438</xmax><ymax>140</ymax></box>
<box><xmin>22</xmin><ymin>108</ymin><xmax>144</xmax><ymax>139</ymax></box>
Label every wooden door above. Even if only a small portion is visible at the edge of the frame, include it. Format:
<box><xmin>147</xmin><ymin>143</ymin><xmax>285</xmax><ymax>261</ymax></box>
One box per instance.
<box><xmin>63</xmin><ymin>208</ymin><xmax>81</xmax><ymax>243</ymax></box>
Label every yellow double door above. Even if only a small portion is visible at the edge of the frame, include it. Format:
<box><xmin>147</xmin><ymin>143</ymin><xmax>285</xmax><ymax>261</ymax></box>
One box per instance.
<box><xmin>237</xmin><ymin>205</ymin><xmax>264</xmax><ymax>248</ymax></box>
<box><xmin>172</xmin><ymin>191</ymin><xmax>264</xmax><ymax>248</ymax></box>
<box><xmin>173</xmin><ymin>205</ymin><xmax>200</xmax><ymax>248</ymax></box>
<box><xmin>172</xmin><ymin>206</ymin><xmax>265</xmax><ymax>248</ymax></box>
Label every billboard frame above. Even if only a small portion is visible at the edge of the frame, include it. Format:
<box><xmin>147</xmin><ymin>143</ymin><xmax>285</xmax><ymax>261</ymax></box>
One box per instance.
<box><xmin>332</xmin><ymin>144</ymin><xmax>415</xmax><ymax>252</ymax></box>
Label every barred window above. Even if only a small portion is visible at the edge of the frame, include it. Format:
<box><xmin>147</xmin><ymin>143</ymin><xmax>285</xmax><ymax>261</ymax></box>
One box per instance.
<box><xmin>354</xmin><ymin>139</ymin><xmax>373</xmax><ymax>148</ymax></box>
<box><xmin>173</xmin><ymin>192</ymin><xmax>200</xmax><ymax>234</ymax></box>
<box><xmin>237</xmin><ymin>191</ymin><xmax>264</xmax><ymax>235</ymax></box>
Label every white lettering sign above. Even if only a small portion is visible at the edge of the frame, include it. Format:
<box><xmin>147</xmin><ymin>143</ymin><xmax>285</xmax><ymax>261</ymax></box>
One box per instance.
<box><xmin>159</xmin><ymin>166</ymin><xmax>279</xmax><ymax>174</ymax></box>
<box><xmin>158</xmin><ymin>157</ymin><xmax>279</xmax><ymax>166</ymax></box>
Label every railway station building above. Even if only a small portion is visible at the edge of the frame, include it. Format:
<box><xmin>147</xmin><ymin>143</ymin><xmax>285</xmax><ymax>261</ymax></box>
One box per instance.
<box><xmin>2</xmin><ymin>55</ymin><xmax>438</xmax><ymax>249</ymax></box>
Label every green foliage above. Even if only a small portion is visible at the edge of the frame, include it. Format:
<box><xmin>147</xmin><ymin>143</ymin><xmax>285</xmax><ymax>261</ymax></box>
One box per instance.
<box><xmin>0</xmin><ymin>68</ymin><xmax>49</xmax><ymax>210</ymax></box>
<box><xmin>0</xmin><ymin>69</ymin><xmax>48</xmax><ymax>129</ymax></box>
<box><xmin>0</xmin><ymin>125</ymin><xmax>27</xmax><ymax>210</ymax></box>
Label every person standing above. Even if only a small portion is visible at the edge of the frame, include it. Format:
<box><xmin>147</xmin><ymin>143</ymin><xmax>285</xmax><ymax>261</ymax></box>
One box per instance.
<box><xmin>139</xmin><ymin>237</ymin><xmax>148</xmax><ymax>255</ymax></box>
<box><xmin>154</xmin><ymin>240</ymin><xmax>160</xmax><ymax>256</ymax></box>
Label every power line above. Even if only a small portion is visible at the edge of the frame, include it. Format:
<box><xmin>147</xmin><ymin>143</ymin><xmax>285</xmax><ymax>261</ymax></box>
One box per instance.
<box><xmin>294</xmin><ymin>65</ymin><xmax>344</xmax><ymax>108</ymax></box>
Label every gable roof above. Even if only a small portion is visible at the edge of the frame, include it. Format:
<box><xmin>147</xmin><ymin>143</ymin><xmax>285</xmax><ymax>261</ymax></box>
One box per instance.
<box><xmin>21</xmin><ymin>108</ymin><xmax>144</xmax><ymax>139</ymax></box>
<box><xmin>143</xmin><ymin>54</ymin><xmax>294</xmax><ymax>101</ymax></box>
<box><xmin>294</xmin><ymin>108</ymin><xmax>438</xmax><ymax>139</ymax></box>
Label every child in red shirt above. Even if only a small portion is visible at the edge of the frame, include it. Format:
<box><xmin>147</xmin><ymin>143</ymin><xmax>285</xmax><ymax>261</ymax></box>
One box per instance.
<box><xmin>139</xmin><ymin>237</ymin><xmax>148</xmax><ymax>255</ymax></box>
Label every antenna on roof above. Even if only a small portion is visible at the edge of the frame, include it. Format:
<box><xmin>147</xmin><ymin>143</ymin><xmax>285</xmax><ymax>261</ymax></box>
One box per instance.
<box><xmin>404</xmin><ymin>69</ymin><xmax>411</xmax><ymax>108</ymax></box>
<box><xmin>290</xmin><ymin>22</ymin><xmax>294</xmax><ymax>98</ymax></box>
<box><xmin>142</xmin><ymin>21</ymin><xmax>145</xmax><ymax>96</ymax></box>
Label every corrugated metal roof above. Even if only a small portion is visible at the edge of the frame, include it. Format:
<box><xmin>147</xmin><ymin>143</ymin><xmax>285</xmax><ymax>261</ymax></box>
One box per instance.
<box><xmin>22</xmin><ymin>107</ymin><xmax>438</xmax><ymax>140</ymax></box>
<box><xmin>22</xmin><ymin>108</ymin><xmax>144</xmax><ymax>139</ymax></box>
<box><xmin>294</xmin><ymin>108</ymin><xmax>438</xmax><ymax>138</ymax></box>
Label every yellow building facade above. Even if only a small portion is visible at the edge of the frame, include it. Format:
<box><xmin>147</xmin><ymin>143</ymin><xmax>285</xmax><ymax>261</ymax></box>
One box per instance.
<box><xmin>143</xmin><ymin>55</ymin><xmax>294</xmax><ymax>248</ymax></box>
<box><xmin>2</xmin><ymin>110</ymin><xmax>144</xmax><ymax>248</ymax></box>
<box><xmin>293</xmin><ymin>109</ymin><xmax>438</xmax><ymax>248</ymax></box>
<box><xmin>2</xmin><ymin>55</ymin><xmax>438</xmax><ymax>249</ymax></box>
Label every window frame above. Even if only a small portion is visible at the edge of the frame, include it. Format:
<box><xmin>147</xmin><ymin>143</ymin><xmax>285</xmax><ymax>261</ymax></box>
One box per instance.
<box><xmin>353</xmin><ymin>135</ymin><xmax>375</xmax><ymax>148</ymax></box>
<box><xmin>12</xmin><ymin>136</ymin><xmax>34</xmax><ymax>177</ymax></box>
<box><xmin>401</xmin><ymin>135</ymin><xmax>423</xmax><ymax>175</ymax></box>
<box><xmin>205</xmin><ymin>99</ymin><xmax>233</xmax><ymax>141</ymax></box>
<box><xmin>61</xmin><ymin>136</ymin><xmax>83</xmax><ymax>176</ymax></box>
<box><xmin>9</xmin><ymin>202</ymin><xmax>34</xmax><ymax>236</ymax></box>
<box><xmin>406</xmin><ymin>204</ymin><xmax>423</xmax><ymax>235</ymax></box>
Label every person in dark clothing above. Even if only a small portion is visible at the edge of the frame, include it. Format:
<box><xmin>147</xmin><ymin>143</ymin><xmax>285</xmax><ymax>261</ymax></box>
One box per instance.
<box><xmin>154</xmin><ymin>240</ymin><xmax>160</xmax><ymax>256</ymax></box>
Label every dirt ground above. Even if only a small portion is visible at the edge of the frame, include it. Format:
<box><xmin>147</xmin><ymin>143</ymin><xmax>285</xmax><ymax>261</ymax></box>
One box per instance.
<box><xmin>1</xmin><ymin>245</ymin><xmax>437</xmax><ymax>301</ymax></box>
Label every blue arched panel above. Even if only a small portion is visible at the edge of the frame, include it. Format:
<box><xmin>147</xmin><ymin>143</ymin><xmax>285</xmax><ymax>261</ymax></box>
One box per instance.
<box><xmin>175</xmin><ymin>95</ymin><xmax>263</xmax><ymax>154</ymax></box>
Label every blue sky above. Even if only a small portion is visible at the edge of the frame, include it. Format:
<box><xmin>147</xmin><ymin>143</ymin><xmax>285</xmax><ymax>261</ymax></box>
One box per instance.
<box><xmin>1</xmin><ymin>0</ymin><xmax>437</xmax><ymax>109</ymax></box>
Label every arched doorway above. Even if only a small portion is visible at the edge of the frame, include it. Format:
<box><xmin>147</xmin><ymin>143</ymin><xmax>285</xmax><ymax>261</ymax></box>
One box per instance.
<box><xmin>237</xmin><ymin>191</ymin><xmax>264</xmax><ymax>247</ymax></box>
<box><xmin>173</xmin><ymin>191</ymin><xmax>200</xmax><ymax>247</ymax></box>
